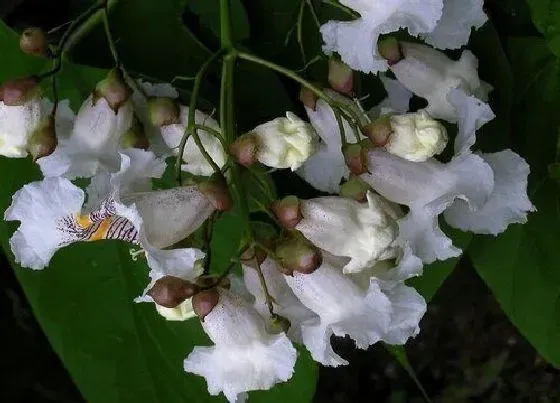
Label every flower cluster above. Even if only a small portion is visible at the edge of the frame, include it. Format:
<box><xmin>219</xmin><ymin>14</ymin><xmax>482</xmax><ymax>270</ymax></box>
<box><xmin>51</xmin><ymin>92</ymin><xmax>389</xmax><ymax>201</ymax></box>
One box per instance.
<box><xmin>0</xmin><ymin>1</ymin><xmax>534</xmax><ymax>402</ymax></box>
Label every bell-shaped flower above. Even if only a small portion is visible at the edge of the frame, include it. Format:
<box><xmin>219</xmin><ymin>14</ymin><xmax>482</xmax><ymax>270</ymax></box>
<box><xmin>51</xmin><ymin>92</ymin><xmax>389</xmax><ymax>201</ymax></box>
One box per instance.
<box><xmin>422</xmin><ymin>0</ymin><xmax>488</xmax><ymax>50</ymax></box>
<box><xmin>320</xmin><ymin>0</ymin><xmax>443</xmax><ymax>74</ymax></box>
<box><xmin>235</xmin><ymin>112</ymin><xmax>318</xmax><ymax>171</ymax></box>
<box><xmin>38</xmin><ymin>70</ymin><xmax>134</xmax><ymax>179</ymax></box>
<box><xmin>390</xmin><ymin>42</ymin><xmax>492</xmax><ymax>123</ymax></box>
<box><xmin>242</xmin><ymin>257</ymin><xmax>317</xmax><ymax>342</ymax></box>
<box><xmin>361</xmin><ymin>149</ymin><xmax>494</xmax><ymax>263</ymax></box>
<box><xmin>444</xmin><ymin>150</ymin><xmax>535</xmax><ymax>235</ymax></box>
<box><xmin>158</xmin><ymin>105</ymin><xmax>226</xmax><ymax>176</ymax></box>
<box><xmin>295</xmin><ymin>191</ymin><xmax>399</xmax><ymax>273</ymax></box>
<box><xmin>184</xmin><ymin>288</ymin><xmax>297</xmax><ymax>403</ymax></box>
<box><xmin>283</xmin><ymin>251</ymin><xmax>392</xmax><ymax>366</ymax></box>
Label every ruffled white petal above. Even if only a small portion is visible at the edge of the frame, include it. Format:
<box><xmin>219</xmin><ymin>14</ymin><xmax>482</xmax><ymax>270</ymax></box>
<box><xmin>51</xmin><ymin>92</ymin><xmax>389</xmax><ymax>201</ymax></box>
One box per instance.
<box><xmin>4</xmin><ymin>177</ymin><xmax>85</xmax><ymax>269</ymax></box>
<box><xmin>184</xmin><ymin>289</ymin><xmax>297</xmax><ymax>403</ymax></box>
<box><xmin>382</xmin><ymin>283</ymin><xmax>426</xmax><ymax>344</ymax></box>
<box><xmin>444</xmin><ymin>150</ymin><xmax>535</xmax><ymax>235</ymax></box>
<box><xmin>320</xmin><ymin>0</ymin><xmax>443</xmax><ymax>74</ymax></box>
<box><xmin>422</xmin><ymin>0</ymin><xmax>487</xmax><ymax>50</ymax></box>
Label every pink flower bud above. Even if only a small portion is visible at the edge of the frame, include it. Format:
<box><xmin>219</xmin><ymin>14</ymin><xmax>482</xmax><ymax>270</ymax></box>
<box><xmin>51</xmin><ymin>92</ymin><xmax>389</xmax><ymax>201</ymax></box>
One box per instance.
<box><xmin>28</xmin><ymin>116</ymin><xmax>56</xmax><ymax>161</ymax></box>
<box><xmin>94</xmin><ymin>68</ymin><xmax>132</xmax><ymax>112</ymax></box>
<box><xmin>198</xmin><ymin>173</ymin><xmax>233</xmax><ymax>212</ymax></box>
<box><xmin>0</xmin><ymin>77</ymin><xmax>40</xmax><ymax>106</ymax></box>
<box><xmin>192</xmin><ymin>288</ymin><xmax>220</xmax><ymax>320</ymax></box>
<box><xmin>343</xmin><ymin>143</ymin><xmax>369</xmax><ymax>175</ymax></box>
<box><xmin>362</xmin><ymin>115</ymin><xmax>393</xmax><ymax>146</ymax></box>
<box><xmin>328</xmin><ymin>58</ymin><xmax>354</xmax><ymax>95</ymax></box>
<box><xmin>147</xmin><ymin>96</ymin><xmax>181</xmax><ymax>126</ymax></box>
<box><xmin>271</xmin><ymin>195</ymin><xmax>302</xmax><ymax>229</ymax></box>
<box><xmin>229</xmin><ymin>133</ymin><xmax>258</xmax><ymax>167</ymax></box>
<box><xmin>20</xmin><ymin>27</ymin><xmax>48</xmax><ymax>57</ymax></box>
<box><xmin>275</xmin><ymin>232</ymin><xmax>323</xmax><ymax>275</ymax></box>
<box><xmin>120</xmin><ymin>117</ymin><xmax>149</xmax><ymax>150</ymax></box>
<box><xmin>378</xmin><ymin>37</ymin><xmax>403</xmax><ymax>65</ymax></box>
<box><xmin>148</xmin><ymin>276</ymin><xmax>200</xmax><ymax>308</ymax></box>
<box><xmin>339</xmin><ymin>175</ymin><xmax>372</xmax><ymax>202</ymax></box>
<box><xmin>299</xmin><ymin>86</ymin><xmax>318</xmax><ymax>110</ymax></box>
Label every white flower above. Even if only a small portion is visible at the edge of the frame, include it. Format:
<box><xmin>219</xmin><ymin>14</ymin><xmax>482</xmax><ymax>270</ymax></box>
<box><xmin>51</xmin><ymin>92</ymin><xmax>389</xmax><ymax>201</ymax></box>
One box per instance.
<box><xmin>320</xmin><ymin>0</ymin><xmax>443</xmax><ymax>74</ymax></box>
<box><xmin>296</xmin><ymin>191</ymin><xmax>399</xmax><ymax>273</ymax></box>
<box><xmin>444</xmin><ymin>150</ymin><xmax>535</xmax><ymax>235</ymax></box>
<box><xmin>242</xmin><ymin>258</ymin><xmax>317</xmax><ymax>342</ymax></box>
<box><xmin>284</xmin><ymin>251</ymin><xmax>391</xmax><ymax>366</ymax></box>
<box><xmin>160</xmin><ymin>106</ymin><xmax>226</xmax><ymax>176</ymax></box>
<box><xmin>361</xmin><ymin>149</ymin><xmax>494</xmax><ymax>263</ymax></box>
<box><xmin>0</xmin><ymin>96</ymin><xmax>43</xmax><ymax>157</ymax></box>
<box><xmin>155</xmin><ymin>299</ymin><xmax>197</xmax><ymax>321</ymax></box>
<box><xmin>390</xmin><ymin>42</ymin><xmax>492</xmax><ymax>122</ymax></box>
<box><xmin>368</xmin><ymin>75</ymin><xmax>413</xmax><ymax>119</ymax></box>
<box><xmin>184</xmin><ymin>288</ymin><xmax>297</xmax><ymax>403</ymax></box>
<box><xmin>422</xmin><ymin>0</ymin><xmax>488</xmax><ymax>50</ymax></box>
<box><xmin>385</xmin><ymin>110</ymin><xmax>448</xmax><ymax>162</ymax></box>
<box><xmin>38</xmin><ymin>94</ymin><xmax>134</xmax><ymax>179</ymax></box>
<box><xmin>250</xmin><ymin>112</ymin><xmax>318</xmax><ymax>171</ymax></box>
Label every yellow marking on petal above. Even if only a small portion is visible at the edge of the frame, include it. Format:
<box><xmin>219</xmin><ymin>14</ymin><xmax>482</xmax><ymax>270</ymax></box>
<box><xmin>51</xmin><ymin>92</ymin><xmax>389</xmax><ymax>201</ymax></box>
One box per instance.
<box><xmin>89</xmin><ymin>217</ymin><xmax>114</xmax><ymax>241</ymax></box>
<box><xmin>76</xmin><ymin>214</ymin><xmax>92</xmax><ymax>228</ymax></box>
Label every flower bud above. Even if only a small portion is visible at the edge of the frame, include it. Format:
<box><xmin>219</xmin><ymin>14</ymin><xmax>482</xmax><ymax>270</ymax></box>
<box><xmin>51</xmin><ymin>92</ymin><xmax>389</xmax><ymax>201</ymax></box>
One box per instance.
<box><xmin>120</xmin><ymin>117</ymin><xmax>149</xmax><ymax>150</ymax></box>
<box><xmin>270</xmin><ymin>314</ymin><xmax>291</xmax><ymax>334</ymax></box>
<box><xmin>240</xmin><ymin>247</ymin><xmax>267</xmax><ymax>269</ymax></box>
<box><xmin>197</xmin><ymin>173</ymin><xmax>233</xmax><ymax>211</ymax></box>
<box><xmin>378</xmin><ymin>37</ymin><xmax>402</xmax><ymax>65</ymax></box>
<box><xmin>28</xmin><ymin>116</ymin><xmax>56</xmax><ymax>161</ymax></box>
<box><xmin>229</xmin><ymin>133</ymin><xmax>258</xmax><ymax>167</ymax></box>
<box><xmin>343</xmin><ymin>143</ymin><xmax>369</xmax><ymax>175</ymax></box>
<box><xmin>362</xmin><ymin>115</ymin><xmax>393</xmax><ymax>147</ymax></box>
<box><xmin>271</xmin><ymin>195</ymin><xmax>302</xmax><ymax>229</ymax></box>
<box><xmin>147</xmin><ymin>96</ymin><xmax>181</xmax><ymax>126</ymax></box>
<box><xmin>299</xmin><ymin>86</ymin><xmax>317</xmax><ymax>110</ymax></box>
<box><xmin>275</xmin><ymin>232</ymin><xmax>323</xmax><ymax>275</ymax></box>
<box><xmin>94</xmin><ymin>68</ymin><xmax>132</xmax><ymax>112</ymax></box>
<box><xmin>20</xmin><ymin>27</ymin><xmax>48</xmax><ymax>57</ymax></box>
<box><xmin>192</xmin><ymin>288</ymin><xmax>220</xmax><ymax>320</ymax></box>
<box><xmin>339</xmin><ymin>175</ymin><xmax>372</xmax><ymax>202</ymax></box>
<box><xmin>0</xmin><ymin>77</ymin><xmax>40</xmax><ymax>106</ymax></box>
<box><xmin>148</xmin><ymin>276</ymin><xmax>200</xmax><ymax>308</ymax></box>
<box><xmin>328</xmin><ymin>57</ymin><xmax>353</xmax><ymax>95</ymax></box>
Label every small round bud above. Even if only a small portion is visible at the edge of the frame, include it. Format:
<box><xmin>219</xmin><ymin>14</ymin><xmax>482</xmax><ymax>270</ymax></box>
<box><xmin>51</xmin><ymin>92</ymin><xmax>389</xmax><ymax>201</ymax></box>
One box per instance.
<box><xmin>275</xmin><ymin>232</ymin><xmax>323</xmax><ymax>275</ymax></box>
<box><xmin>120</xmin><ymin>117</ymin><xmax>149</xmax><ymax>150</ymax></box>
<box><xmin>94</xmin><ymin>68</ymin><xmax>132</xmax><ymax>112</ymax></box>
<box><xmin>147</xmin><ymin>97</ymin><xmax>181</xmax><ymax>126</ymax></box>
<box><xmin>271</xmin><ymin>195</ymin><xmax>302</xmax><ymax>229</ymax></box>
<box><xmin>328</xmin><ymin>57</ymin><xmax>353</xmax><ymax>95</ymax></box>
<box><xmin>148</xmin><ymin>276</ymin><xmax>200</xmax><ymax>308</ymax></box>
<box><xmin>192</xmin><ymin>288</ymin><xmax>220</xmax><ymax>320</ymax></box>
<box><xmin>340</xmin><ymin>175</ymin><xmax>372</xmax><ymax>202</ymax></box>
<box><xmin>230</xmin><ymin>133</ymin><xmax>258</xmax><ymax>167</ymax></box>
<box><xmin>362</xmin><ymin>115</ymin><xmax>393</xmax><ymax>147</ymax></box>
<box><xmin>198</xmin><ymin>173</ymin><xmax>233</xmax><ymax>212</ymax></box>
<box><xmin>378</xmin><ymin>37</ymin><xmax>403</xmax><ymax>65</ymax></box>
<box><xmin>270</xmin><ymin>314</ymin><xmax>291</xmax><ymax>334</ymax></box>
<box><xmin>0</xmin><ymin>77</ymin><xmax>40</xmax><ymax>106</ymax></box>
<box><xmin>343</xmin><ymin>143</ymin><xmax>369</xmax><ymax>175</ymax></box>
<box><xmin>20</xmin><ymin>27</ymin><xmax>48</xmax><ymax>57</ymax></box>
<box><xmin>28</xmin><ymin>116</ymin><xmax>57</xmax><ymax>161</ymax></box>
<box><xmin>299</xmin><ymin>86</ymin><xmax>318</xmax><ymax>110</ymax></box>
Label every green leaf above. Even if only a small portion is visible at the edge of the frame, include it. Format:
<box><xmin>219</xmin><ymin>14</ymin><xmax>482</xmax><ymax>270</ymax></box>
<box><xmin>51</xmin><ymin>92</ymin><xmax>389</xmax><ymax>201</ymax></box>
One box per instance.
<box><xmin>526</xmin><ymin>0</ymin><xmax>560</xmax><ymax>56</ymax></box>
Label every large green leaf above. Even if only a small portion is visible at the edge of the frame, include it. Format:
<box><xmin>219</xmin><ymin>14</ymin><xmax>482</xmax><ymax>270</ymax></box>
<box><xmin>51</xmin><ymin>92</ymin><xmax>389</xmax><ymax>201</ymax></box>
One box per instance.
<box><xmin>0</xmin><ymin>20</ymin><xmax>317</xmax><ymax>403</ymax></box>
<box><xmin>526</xmin><ymin>0</ymin><xmax>560</xmax><ymax>56</ymax></box>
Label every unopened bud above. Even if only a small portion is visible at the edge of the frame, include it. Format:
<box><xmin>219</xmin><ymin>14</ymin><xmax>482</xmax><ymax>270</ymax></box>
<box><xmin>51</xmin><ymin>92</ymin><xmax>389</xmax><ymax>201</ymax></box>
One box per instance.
<box><xmin>362</xmin><ymin>115</ymin><xmax>393</xmax><ymax>146</ymax></box>
<box><xmin>20</xmin><ymin>27</ymin><xmax>48</xmax><ymax>57</ymax></box>
<box><xmin>299</xmin><ymin>86</ymin><xmax>318</xmax><ymax>110</ymax></box>
<box><xmin>0</xmin><ymin>77</ymin><xmax>40</xmax><ymax>106</ymax></box>
<box><xmin>271</xmin><ymin>195</ymin><xmax>302</xmax><ymax>229</ymax></box>
<box><xmin>230</xmin><ymin>133</ymin><xmax>258</xmax><ymax>167</ymax></box>
<box><xmin>275</xmin><ymin>232</ymin><xmax>323</xmax><ymax>275</ymax></box>
<box><xmin>120</xmin><ymin>117</ymin><xmax>149</xmax><ymax>149</ymax></box>
<box><xmin>328</xmin><ymin>57</ymin><xmax>353</xmax><ymax>95</ymax></box>
<box><xmin>28</xmin><ymin>116</ymin><xmax>56</xmax><ymax>161</ymax></box>
<box><xmin>198</xmin><ymin>173</ymin><xmax>233</xmax><ymax>211</ymax></box>
<box><xmin>343</xmin><ymin>143</ymin><xmax>369</xmax><ymax>175</ymax></box>
<box><xmin>340</xmin><ymin>175</ymin><xmax>372</xmax><ymax>202</ymax></box>
<box><xmin>378</xmin><ymin>37</ymin><xmax>403</xmax><ymax>65</ymax></box>
<box><xmin>147</xmin><ymin>96</ymin><xmax>181</xmax><ymax>126</ymax></box>
<box><xmin>148</xmin><ymin>276</ymin><xmax>200</xmax><ymax>308</ymax></box>
<box><xmin>192</xmin><ymin>288</ymin><xmax>220</xmax><ymax>320</ymax></box>
<box><xmin>94</xmin><ymin>68</ymin><xmax>132</xmax><ymax>112</ymax></box>
<box><xmin>270</xmin><ymin>314</ymin><xmax>291</xmax><ymax>334</ymax></box>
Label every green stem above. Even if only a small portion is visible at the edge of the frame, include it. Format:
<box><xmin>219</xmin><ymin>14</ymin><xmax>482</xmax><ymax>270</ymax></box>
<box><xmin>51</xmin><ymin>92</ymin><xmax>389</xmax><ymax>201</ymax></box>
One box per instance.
<box><xmin>219</xmin><ymin>0</ymin><xmax>234</xmax><ymax>49</ymax></box>
<box><xmin>305</xmin><ymin>0</ymin><xmax>321</xmax><ymax>28</ymax></box>
<box><xmin>321</xmin><ymin>0</ymin><xmax>359</xmax><ymax>18</ymax></box>
<box><xmin>297</xmin><ymin>0</ymin><xmax>307</xmax><ymax>65</ymax></box>
<box><xmin>175</xmin><ymin>49</ymin><xmax>225</xmax><ymax>183</ymax></box>
<box><xmin>195</xmin><ymin>124</ymin><xmax>226</xmax><ymax>148</ymax></box>
<box><xmin>254</xmin><ymin>256</ymin><xmax>275</xmax><ymax>316</ymax></box>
